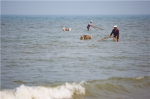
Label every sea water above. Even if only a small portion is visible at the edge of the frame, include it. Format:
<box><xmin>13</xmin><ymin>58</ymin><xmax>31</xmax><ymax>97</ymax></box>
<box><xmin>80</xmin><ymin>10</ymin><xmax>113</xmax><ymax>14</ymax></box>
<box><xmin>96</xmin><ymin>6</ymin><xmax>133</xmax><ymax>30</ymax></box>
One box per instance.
<box><xmin>1</xmin><ymin>15</ymin><xmax>150</xmax><ymax>99</ymax></box>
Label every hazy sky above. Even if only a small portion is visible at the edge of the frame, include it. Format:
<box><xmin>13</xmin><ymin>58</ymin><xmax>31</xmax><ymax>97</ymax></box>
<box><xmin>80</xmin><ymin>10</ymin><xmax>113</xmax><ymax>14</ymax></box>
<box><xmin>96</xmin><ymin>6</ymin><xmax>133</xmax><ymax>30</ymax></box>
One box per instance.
<box><xmin>1</xmin><ymin>1</ymin><xmax>150</xmax><ymax>15</ymax></box>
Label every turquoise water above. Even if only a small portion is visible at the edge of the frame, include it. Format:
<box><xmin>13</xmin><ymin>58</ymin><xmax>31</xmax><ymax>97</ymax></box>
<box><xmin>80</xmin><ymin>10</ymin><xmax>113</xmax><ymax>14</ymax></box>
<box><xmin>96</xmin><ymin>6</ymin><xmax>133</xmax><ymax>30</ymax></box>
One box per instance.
<box><xmin>1</xmin><ymin>15</ymin><xmax>150</xmax><ymax>99</ymax></box>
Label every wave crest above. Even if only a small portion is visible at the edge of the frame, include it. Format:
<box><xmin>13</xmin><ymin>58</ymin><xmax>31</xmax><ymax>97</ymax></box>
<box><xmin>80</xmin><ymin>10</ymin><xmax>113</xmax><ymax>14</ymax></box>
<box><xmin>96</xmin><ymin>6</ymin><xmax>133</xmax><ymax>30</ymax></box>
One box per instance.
<box><xmin>0</xmin><ymin>82</ymin><xmax>85</xmax><ymax>99</ymax></box>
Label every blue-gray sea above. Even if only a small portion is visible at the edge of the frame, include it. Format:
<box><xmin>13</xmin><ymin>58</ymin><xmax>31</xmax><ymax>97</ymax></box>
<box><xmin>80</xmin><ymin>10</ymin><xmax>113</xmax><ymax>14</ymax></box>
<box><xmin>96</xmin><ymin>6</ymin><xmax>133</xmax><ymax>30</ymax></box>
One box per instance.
<box><xmin>1</xmin><ymin>15</ymin><xmax>150</xmax><ymax>99</ymax></box>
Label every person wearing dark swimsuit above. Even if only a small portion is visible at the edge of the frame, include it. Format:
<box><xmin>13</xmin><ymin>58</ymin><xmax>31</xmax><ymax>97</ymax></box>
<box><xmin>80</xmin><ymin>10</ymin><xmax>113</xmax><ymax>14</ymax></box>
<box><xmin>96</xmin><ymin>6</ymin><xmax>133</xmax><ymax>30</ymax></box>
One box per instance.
<box><xmin>110</xmin><ymin>25</ymin><xmax>119</xmax><ymax>42</ymax></box>
<box><xmin>87</xmin><ymin>20</ymin><xmax>95</xmax><ymax>31</ymax></box>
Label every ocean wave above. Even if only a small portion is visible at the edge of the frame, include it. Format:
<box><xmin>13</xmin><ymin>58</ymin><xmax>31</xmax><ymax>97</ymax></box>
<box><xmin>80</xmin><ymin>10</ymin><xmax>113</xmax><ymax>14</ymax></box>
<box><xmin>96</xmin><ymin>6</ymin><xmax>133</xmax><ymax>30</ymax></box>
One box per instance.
<box><xmin>84</xmin><ymin>76</ymin><xmax>150</xmax><ymax>99</ymax></box>
<box><xmin>0</xmin><ymin>82</ymin><xmax>85</xmax><ymax>99</ymax></box>
<box><xmin>1</xmin><ymin>76</ymin><xmax>150</xmax><ymax>99</ymax></box>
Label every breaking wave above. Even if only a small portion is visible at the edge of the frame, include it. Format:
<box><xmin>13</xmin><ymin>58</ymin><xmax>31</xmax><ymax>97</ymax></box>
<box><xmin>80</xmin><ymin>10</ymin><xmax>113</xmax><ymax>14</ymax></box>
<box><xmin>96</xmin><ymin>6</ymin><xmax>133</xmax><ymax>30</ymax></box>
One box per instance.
<box><xmin>0</xmin><ymin>82</ymin><xmax>85</xmax><ymax>99</ymax></box>
<box><xmin>1</xmin><ymin>76</ymin><xmax>150</xmax><ymax>99</ymax></box>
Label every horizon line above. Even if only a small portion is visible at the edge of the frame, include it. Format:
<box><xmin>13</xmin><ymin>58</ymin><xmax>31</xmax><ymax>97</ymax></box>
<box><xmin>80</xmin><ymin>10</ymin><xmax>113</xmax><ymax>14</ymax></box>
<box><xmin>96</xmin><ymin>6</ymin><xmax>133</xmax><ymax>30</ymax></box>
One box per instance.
<box><xmin>1</xmin><ymin>13</ymin><xmax>150</xmax><ymax>16</ymax></box>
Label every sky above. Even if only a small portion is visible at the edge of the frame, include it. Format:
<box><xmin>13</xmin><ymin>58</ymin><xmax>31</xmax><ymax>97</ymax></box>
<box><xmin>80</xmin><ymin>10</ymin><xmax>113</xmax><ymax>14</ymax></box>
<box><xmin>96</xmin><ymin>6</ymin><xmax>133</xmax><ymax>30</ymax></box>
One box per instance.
<box><xmin>1</xmin><ymin>1</ymin><xmax>150</xmax><ymax>15</ymax></box>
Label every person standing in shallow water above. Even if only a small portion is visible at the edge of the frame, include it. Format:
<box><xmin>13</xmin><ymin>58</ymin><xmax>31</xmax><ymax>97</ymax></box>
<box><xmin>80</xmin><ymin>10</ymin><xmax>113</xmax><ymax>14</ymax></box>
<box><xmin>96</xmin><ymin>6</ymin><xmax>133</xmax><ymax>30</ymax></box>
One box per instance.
<box><xmin>87</xmin><ymin>20</ymin><xmax>95</xmax><ymax>31</ymax></box>
<box><xmin>110</xmin><ymin>25</ymin><xmax>119</xmax><ymax>42</ymax></box>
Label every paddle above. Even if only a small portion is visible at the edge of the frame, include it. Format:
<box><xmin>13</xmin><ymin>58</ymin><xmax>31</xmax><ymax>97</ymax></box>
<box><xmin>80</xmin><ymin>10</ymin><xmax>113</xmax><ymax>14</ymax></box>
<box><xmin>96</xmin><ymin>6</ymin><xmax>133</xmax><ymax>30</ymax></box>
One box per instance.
<box><xmin>97</xmin><ymin>36</ymin><xmax>113</xmax><ymax>42</ymax></box>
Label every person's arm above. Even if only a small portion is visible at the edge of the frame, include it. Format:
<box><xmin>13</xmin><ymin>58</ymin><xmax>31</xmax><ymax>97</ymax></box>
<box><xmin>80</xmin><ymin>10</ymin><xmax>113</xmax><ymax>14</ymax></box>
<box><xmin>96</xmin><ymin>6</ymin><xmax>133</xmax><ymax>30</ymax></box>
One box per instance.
<box><xmin>89</xmin><ymin>23</ymin><xmax>95</xmax><ymax>28</ymax></box>
<box><xmin>91</xmin><ymin>25</ymin><xmax>96</xmax><ymax>28</ymax></box>
<box><xmin>110</xmin><ymin>29</ymin><xmax>114</xmax><ymax>37</ymax></box>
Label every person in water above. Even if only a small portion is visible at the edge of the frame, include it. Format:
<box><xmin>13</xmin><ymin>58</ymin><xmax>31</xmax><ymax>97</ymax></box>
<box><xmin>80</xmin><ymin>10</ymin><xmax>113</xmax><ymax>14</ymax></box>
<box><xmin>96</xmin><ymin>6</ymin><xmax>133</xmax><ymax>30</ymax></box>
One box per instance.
<box><xmin>110</xmin><ymin>25</ymin><xmax>119</xmax><ymax>42</ymax></box>
<box><xmin>87</xmin><ymin>20</ymin><xmax>95</xmax><ymax>31</ymax></box>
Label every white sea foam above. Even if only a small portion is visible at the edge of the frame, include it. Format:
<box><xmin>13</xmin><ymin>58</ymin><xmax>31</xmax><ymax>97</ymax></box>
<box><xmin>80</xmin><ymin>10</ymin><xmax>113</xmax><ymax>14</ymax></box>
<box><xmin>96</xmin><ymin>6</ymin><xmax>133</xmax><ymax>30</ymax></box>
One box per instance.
<box><xmin>135</xmin><ymin>76</ymin><xmax>144</xmax><ymax>80</ymax></box>
<box><xmin>0</xmin><ymin>82</ymin><xmax>85</xmax><ymax>99</ymax></box>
